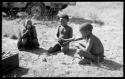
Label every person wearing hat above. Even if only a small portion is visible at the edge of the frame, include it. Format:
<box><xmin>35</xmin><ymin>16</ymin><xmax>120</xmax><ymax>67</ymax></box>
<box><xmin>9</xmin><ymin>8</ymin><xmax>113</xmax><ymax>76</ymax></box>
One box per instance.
<box><xmin>17</xmin><ymin>19</ymin><xmax>39</xmax><ymax>51</ymax></box>
<box><xmin>48</xmin><ymin>14</ymin><xmax>73</xmax><ymax>54</ymax></box>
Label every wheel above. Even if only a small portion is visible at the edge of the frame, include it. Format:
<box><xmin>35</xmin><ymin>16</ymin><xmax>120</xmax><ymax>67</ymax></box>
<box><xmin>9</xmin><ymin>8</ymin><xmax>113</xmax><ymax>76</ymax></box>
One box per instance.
<box><xmin>46</xmin><ymin>7</ymin><xmax>59</xmax><ymax>20</ymax></box>
<box><xmin>2</xmin><ymin>8</ymin><xmax>11</xmax><ymax>17</ymax></box>
<box><xmin>26</xmin><ymin>3</ymin><xmax>45</xmax><ymax>19</ymax></box>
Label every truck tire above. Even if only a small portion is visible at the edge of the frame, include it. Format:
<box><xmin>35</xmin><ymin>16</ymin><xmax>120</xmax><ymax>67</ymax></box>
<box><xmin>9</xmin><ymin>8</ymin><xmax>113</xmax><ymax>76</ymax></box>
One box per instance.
<box><xmin>45</xmin><ymin>7</ymin><xmax>58</xmax><ymax>20</ymax></box>
<box><xmin>26</xmin><ymin>3</ymin><xmax>45</xmax><ymax>19</ymax></box>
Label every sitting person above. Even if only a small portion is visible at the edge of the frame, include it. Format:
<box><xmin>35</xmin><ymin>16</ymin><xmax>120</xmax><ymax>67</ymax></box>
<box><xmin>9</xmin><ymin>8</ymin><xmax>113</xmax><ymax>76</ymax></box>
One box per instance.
<box><xmin>17</xmin><ymin>19</ymin><xmax>39</xmax><ymax>51</ymax></box>
<box><xmin>74</xmin><ymin>23</ymin><xmax>105</xmax><ymax>64</ymax></box>
<box><xmin>48</xmin><ymin>14</ymin><xmax>73</xmax><ymax>54</ymax></box>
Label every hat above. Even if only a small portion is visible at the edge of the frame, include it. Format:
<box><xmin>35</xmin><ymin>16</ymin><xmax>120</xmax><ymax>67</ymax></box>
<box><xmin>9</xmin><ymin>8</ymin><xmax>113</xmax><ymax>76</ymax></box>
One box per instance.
<box><xmin>80</xmin><ymin>23</ymin><xmax>93</xmax><ymax>32</ymax></box>
<box><xmin>59</xmin><ymin>14</ymin><xmax>69</xmax><ymax>21</ymax></box>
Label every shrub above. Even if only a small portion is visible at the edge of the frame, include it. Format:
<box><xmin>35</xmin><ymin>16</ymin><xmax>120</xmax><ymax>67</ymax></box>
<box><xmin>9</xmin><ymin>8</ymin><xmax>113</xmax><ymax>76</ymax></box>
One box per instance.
<box><xmin>10</xmin><ymin>34</ymin><xmax>18</xmax><ymax>40</ymax></box>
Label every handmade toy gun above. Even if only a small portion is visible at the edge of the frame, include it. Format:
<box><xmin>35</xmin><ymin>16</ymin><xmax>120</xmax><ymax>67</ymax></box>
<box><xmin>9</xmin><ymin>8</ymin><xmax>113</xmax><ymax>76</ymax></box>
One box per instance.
<box><xmin>42</xmin><ymin>37</ymin><xmax>85</xmax><ymax>47</ymax></box>
<box><xmin>58</xmin><ymin>37</ymin><xmax>84</xmax><ymax>47</ymax></box>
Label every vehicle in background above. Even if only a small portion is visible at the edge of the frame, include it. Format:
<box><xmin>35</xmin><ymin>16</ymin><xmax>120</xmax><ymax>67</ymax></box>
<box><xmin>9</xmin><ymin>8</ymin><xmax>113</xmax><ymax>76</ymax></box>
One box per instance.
<box><xmin>2</xmin><ymin>2</ymin><xmax>76</xmax><ymax>18</ymax></box>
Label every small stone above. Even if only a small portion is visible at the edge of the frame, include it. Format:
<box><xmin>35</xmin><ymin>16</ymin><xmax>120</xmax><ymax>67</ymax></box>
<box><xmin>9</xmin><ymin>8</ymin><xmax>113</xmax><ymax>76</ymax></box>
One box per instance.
<box><xmin>43</xmin><ymin>58</ymin><xmax>47</xmax><ymax>62</ymax></box>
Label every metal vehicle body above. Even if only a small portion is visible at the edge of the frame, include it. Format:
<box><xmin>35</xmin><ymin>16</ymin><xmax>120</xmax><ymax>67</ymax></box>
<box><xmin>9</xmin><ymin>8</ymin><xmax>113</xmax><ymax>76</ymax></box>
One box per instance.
<box><xmin>2</xmin><ymin>2</ymin><xmax>76</xmax><ymax>17</ymax></box>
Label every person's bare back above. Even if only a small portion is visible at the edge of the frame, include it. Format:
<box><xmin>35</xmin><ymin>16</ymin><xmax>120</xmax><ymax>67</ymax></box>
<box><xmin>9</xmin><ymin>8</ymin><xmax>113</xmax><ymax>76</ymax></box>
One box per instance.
<box><xmin>85</xmin><ymin>34</ymin><xmax>104</xmax><ymax>57</ymax></box>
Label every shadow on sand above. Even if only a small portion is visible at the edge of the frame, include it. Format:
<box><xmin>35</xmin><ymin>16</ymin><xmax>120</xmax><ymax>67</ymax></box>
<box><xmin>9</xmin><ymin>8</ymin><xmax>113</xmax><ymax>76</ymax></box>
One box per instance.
<box><xmin>3</xmin><ymin>67</ymin><xmax>29</xmax><ymax>77</ymax></box>
<box><xmin>83</xmin><ymin>58</ymin><xmax>123</xmax><ymax>71</ymax></box>
<box><xmin>24</xmin><ymin>48</ymin><xmax>48</xmax><ymax>55</ymax></box>
<box><xmin>99</xmin><ymin>59</ymin><xmax>123</xmax><ymax>71</ymax></box>
<box><xmin>78</xmin><ymin>58</ymin><xmax>123</xmax><ymax>71</ymax></box>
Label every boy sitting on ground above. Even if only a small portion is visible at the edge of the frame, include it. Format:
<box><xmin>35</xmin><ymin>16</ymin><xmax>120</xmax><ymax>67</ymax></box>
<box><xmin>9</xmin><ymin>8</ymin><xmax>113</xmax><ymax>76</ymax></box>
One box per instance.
<box><xmin>17</xmin><ymin>19</ymin><xmax>39</xmax><ymax>51</ymax></box>
<box><xmin>74</xmin><ymin>23</ymin><xmax>105</xmax><ymax>64</ymax></box>
<box><xmin>48</xmin><ymin>14</ymin><xmax>73</xmax><ymax>54</ymax></box>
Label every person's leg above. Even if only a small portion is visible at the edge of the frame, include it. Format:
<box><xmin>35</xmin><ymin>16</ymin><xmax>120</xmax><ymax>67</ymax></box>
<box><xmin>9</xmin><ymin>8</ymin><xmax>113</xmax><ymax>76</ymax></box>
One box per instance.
<box><xmin>22</xmin><ymin>39</ymin><xmax>27</xmax><ymax>46</ymax></box>
<box><xmin>77</xmin><ymin>50</ymin><xmax>98</xmax><ymax>63</ymax></box>
<box><xmin>79</xmin><ymin>58</ymin><xmax>91</xmax><ymax>65</ymax></box>
<box><xmin>61</xmin><ymin>44</ymin><xmax>69</xmax><ymax>54</ymax></box>
<box><xmin>97</xmin><ymin>56</ymin><xmax>104</xmax><ymax>63</ymax></box>
<box><xmin>32</xmin><ymin>38</ymin><xmax>40</xmax><ymax>48</ymax></box>
<box><xmin>48</xmin><ymin>43</ymin><xmax>61</xmax><ymax>53</ymax></box>
<box><xmin>17</xmin><ymin>38</ymin><xmax>23</xmax><ymax>50</ymax></box>
<box><xmin>98</xmin><ymin>52</ymin><xmax>105</xmax><ymax>62</ymax></box>
<box><xmin>17</xmin><ymin>38</ymin><xmax>27</xmax><ymax>50</ymax></box>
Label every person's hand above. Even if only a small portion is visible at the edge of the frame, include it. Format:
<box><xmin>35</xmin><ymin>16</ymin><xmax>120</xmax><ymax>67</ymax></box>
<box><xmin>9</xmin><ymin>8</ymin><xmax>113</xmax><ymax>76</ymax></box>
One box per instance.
<box><xmin>58</xmin><ymin>38</ymin><xmax>62</xmax><ymax>42</ymax></box>
<box><xmin>72</xmin><ymin>38</ymin><xmax>76</xmax><ymax>41</ymax></box>
<box><xmin>58</xmin><ymin>38</ymin><xmax>64</xmax><ymax>45</ymax></box>
<box><xmin>74</xmin><ymin>43</ymin><xmax>80</xmax><ymax>48</ymax></box>
<box><xmin>58</xmin><ymin>38</ymin><xmax>66</xmax><ymax>42</ymax></box>
<box><xmin>75</xmin><ymin>46</ymin><xmax>80</xmax><ymax>49</ymax></box>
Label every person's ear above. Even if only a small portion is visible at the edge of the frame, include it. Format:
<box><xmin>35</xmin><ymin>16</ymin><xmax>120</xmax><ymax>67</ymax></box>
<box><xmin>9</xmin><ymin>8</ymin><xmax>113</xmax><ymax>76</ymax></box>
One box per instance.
<box><xmin>66</xmin><ymin>19</ymin><xmax>69</xmax><ymax>22</ymax></box>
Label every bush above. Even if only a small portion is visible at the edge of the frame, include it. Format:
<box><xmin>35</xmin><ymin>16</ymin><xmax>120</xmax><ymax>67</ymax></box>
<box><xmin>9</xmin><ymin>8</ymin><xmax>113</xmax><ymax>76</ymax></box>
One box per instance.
<box><xmin>3</xmin><ymin>33</ymin><xmax>9</xmax><ymax>38</ymax></box>
<box><xmin>10</xmin><ymin>35</ymin><xmax>18</xmax><ymax>40</ymax></box>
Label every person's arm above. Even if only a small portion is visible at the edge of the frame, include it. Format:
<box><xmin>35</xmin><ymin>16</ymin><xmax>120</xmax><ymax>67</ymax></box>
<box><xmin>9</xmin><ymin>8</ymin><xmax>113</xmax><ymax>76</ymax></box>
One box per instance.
<box><xmin>22</xmin><ymin>29</ymin><xmax>30</xmax><ymax>38</ymax></box>
<box><xmin>60</xmin><ymin>37</ymin><xmax>84</xmax><ymax>42</ymax></box>
<box><xmin>79</xmin><ymin>36</ymin><xmax>93</xmax><ymax>52</ymax></box>
<box><xmin>69</xmin><ymin>27</ymin><xmax>73</xmax><ymax>38</ymax></box>
<box><xmin>76</xmin><ymin>36</ymin><xmax>96</xmax><ymax>60</ymax></box>
<box><xmin>56</xmin><ymin>26</ymin><xmax>60</xmax><ymax>38</ymax></box>
<box><xmin>60</xmin><ymin>37</ymin><xmax>75</xmax><ymax>42</ymax></box>
<box><xmin>32</xmin><ymin>26</ymin><xmax>37</xmax><ymax>38</ymax></box>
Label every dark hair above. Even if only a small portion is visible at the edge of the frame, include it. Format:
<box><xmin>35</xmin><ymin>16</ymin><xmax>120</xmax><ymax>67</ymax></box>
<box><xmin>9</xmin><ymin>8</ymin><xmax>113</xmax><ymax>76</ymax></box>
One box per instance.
<box><xmin>80</xmin><ymin>23</ymin><xmax>93</xmax><ymax>32</ymax></box>
<box><xmin>59</xmin><ymin>14</ymin><xmax>69</xmax><ymax>21</ymax></box>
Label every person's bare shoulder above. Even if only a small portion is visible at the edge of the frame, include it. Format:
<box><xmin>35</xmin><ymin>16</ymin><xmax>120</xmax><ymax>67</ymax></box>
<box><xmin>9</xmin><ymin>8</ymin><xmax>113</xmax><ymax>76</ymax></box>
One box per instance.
<box><xmin>67</xmin><ymin>25</ymin><xmax>73</xmax><ymax>31</ymax></box>
<box><xmin>92</xmin><ymin>34</ymin><xmax>102</xmax><ymax>42</ymax></box>
<box><xmin>88</xmin><ymin>34</ymin><xmax>95</xmax><ymax>42</ymax></box>
<box><xmin>91</xmin><ymin>34</ymin><xmax>104</xmax><ymax>50</ymax></box>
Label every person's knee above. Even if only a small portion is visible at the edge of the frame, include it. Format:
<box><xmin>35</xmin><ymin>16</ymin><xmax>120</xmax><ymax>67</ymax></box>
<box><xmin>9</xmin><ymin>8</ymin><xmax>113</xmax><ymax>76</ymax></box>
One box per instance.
<box><xmin>32</xmin><ymin>39</ymin><xmax>39</xmax><ymax>45</ymax></box>
<box><xmin>61</xmin><ymin>46</ymin><xmax>69</xmax><ymax>53</ymax></box>
<box><xmin>61</xmin><ymin>47</ymin><xmax>68</xmax><ymax>51</ymax></box>
<box><xmin>22</xmin><ymin>39</ymin><xmax>27</xmax><ymax>45</ymax></box>
<box><xmin>48</xmin><ymin>43</ymin><xmax>61</xmax><ymax>53</ymax></box>
<box><xmin>77</xmin><ymin>49</ymin><xmax>84</xmax><ymax>56</ymax></box>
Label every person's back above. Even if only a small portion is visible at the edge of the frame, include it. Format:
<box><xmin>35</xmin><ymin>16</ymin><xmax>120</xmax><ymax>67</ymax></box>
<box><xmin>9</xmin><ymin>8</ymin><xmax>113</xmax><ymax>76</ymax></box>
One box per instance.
<box><xmin>28</xmin><ymin>25</ymin><xmax>37</xmax><ymax>40</ymax></box>
<box><xmin>89</xmin><ymin>34</ymin><xmax>104</xmax><ymax>58</ymax></box>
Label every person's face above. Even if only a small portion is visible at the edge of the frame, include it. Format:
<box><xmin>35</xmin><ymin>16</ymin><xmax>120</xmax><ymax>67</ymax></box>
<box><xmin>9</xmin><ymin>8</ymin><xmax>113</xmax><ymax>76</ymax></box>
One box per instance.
<box><xmin>26</xmin><ymin>24</ymin><xmax>31</xmax><ymax>30</ymax></box>
<box><xmin>59</xmin><ymin>18</ymin><xmax>68</xmax><ymax>26</ymax></box>
<box><xmin>27</xmin><ymin>20</ymin><xmax>32</xmax><ymax>25</ymax></box>
<box><xmin>80</xmin><ymin>30</ymin><xmax>91</xmax><ymax>38</ymax></box>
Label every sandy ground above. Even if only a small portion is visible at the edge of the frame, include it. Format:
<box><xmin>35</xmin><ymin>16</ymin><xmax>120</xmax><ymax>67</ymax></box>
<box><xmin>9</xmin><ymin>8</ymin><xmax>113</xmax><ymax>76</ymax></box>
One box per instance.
<box><xmin>2</xmin><ymin>2</ymin><xmax>123</xmax><ymax>77</ymax></box>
